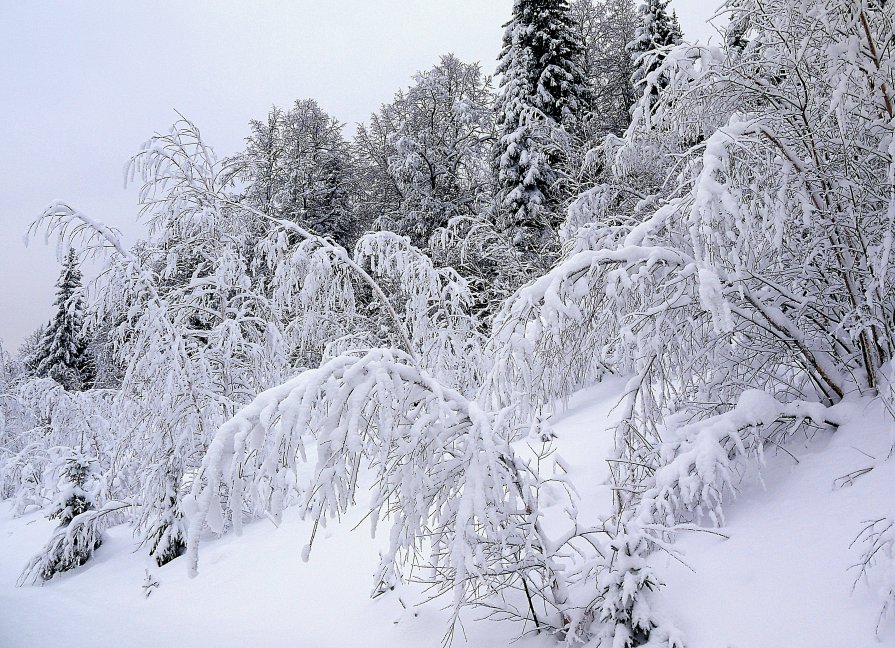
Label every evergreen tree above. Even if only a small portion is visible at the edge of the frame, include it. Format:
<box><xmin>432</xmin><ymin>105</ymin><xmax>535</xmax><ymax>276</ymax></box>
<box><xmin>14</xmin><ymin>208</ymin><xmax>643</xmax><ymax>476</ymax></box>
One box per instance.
<box><xmin>628</xmin><ymin>0</ymin><xmax>683</xmax><ymax>98</ymax></box>
<box><xmin>31</xmin><ymin>249</ymin><xmax>92</xmax><ymax>391</ymax></box>
<box><xmin>23</xmin><ymin>449</ymin><xmax>103</xmax><ymax>581</ymax></box>
<box><xmin>48</xmin><ymin>450</ymin><xmax>99</xmax><ymax>528</ymax></box>
<box><xmin>494</xmin><ymin>0</ymin><xmax>588</xmax><ymax>255</ymax></box>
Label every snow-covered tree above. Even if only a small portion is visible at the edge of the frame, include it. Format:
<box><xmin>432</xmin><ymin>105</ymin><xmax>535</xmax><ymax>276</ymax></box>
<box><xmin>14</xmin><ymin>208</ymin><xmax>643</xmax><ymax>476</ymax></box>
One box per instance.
<box><xmin>628</xmin><ymin>0</ymin><xmax>682</xmax><ymax>99</ymax></box>
<box><xmin>186</xmin><ymin>349</ymin><xmax>568</xmax><ymax>639</ymax></box>
<box><xmin>20</xmin><ymin>448</ymin><xmax>103</xmax><ymax>582</ymax></box>
<box><xmin>47</xmin><ymin>450</ymin><xmax>100</xmax><ymax>529</ymax></box>
<box><xmin>494</xmin><ymin>0</ymin><xmax>588</xmax><ymax>256</ymax></box>
<box><xmin>121</xmin><ymin>121</ymin><xmax>293</xmax><ymax>565</ymax></box>
<box><xmin>241</xmin><ymin>99</ymin><xmax>360</xmax><ymax>248</ymax></box>
<box><xmin>30</xmin><ymin>249</ymin><xmax>92</xmax><ymax>391</ymax></box>
<box><xmin>354</xmin><ymin>55</ymin><xmax>495</xmax><ymax>250</ymax></box>
<box><xmin>487</xmin><ymin>1</ymin><xmax>895</xmax><ymax>642</ymax></box>
<box><xmin>0</xmin><ymin>341</ymin><xmax>30</xmax><ymax>505</ymax></box>
<box><xmin>24</xmin><ymin>119</ymin><xmax>291</xmax><ymax>566</ymax></box>
<box><xmin>572</xmin><ymin>0</ymin><xmax>639</xmax><ymax>137</ymax></box>
<box><xmin>567</xmin><ymin>0</ymin><xmax>641</xmax><ymax>204</ymax></box>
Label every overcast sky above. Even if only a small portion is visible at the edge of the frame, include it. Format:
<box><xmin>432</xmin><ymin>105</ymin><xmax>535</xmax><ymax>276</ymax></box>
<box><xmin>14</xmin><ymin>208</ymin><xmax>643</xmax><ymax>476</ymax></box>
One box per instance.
<box><xmin>0</xmin><ymin>0</ymin><xmax>719</xmax><ymax>349</ymax></box>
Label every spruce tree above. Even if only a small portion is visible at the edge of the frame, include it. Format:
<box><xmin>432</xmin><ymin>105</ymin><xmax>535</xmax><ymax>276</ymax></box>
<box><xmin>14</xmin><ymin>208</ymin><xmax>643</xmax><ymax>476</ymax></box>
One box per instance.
<box><xmin>31</xmin><ymin>449</ymin><xmax>103</xmax><ymax>580</ymax></box>
<box><xmin>629</xmin><ymin>0</ymin><xmax>683</xmax><ymax>98</ymax></box>
<box><xmin>494</xmin><ymin>0</ymin><xmax>587</xmax><ymax>255</ymax></box>
<box><xmin>32</xmin><ymin>248</ymin><xmax>92</xmax><ymax>391</ymax></box>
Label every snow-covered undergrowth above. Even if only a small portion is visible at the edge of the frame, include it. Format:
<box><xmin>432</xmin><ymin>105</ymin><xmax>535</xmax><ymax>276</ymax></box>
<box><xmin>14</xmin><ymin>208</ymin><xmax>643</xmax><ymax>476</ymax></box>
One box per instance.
<box><xmin>1</xmin><ymin>380</ymin><xmax>890</xmax><ymax>647</ymax></box>
<box><xmin>0</xmin><ymin>497</ymin><xmax>549</xmax><ymax>648</ymax></box>
<box><xmin>652</xmin><ymin>397</ymin><xmax>894</xmax><ymax>647</ymax></box>
<box><xmin>0</xmin><ymin>381</ymin><xmax>622</xmax><ymax>648</ymax></box>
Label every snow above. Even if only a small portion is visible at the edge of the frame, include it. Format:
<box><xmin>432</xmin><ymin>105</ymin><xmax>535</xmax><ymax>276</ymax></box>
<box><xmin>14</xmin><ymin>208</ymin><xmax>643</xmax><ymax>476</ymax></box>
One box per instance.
<box><xmin>0</xmin><ymin>499</ymin><xmax>552</xmax><ymax>648</ymax></box>
<box><xmin>1</xmin><ymin>378</ymin><xmax>892</xmax><ymax>646</ymax></box>
<box><xmin>4</xmin><ymin>3</ymin><xmax>895</xmax><ymax>646</ymax></box>
<box><xmin>545</xmin><ymin>376</ymin><xmax>626</xmax><ymax>523</ymax></box>
<box><xmin>543</xmin><ymin>381</ymin><xmax>891</xmax><ymax>648</ymax></box>
<box><xmin>650</xmin><ymin>403</ymin><xmax>891</xmax><ymax>648</ymax></box>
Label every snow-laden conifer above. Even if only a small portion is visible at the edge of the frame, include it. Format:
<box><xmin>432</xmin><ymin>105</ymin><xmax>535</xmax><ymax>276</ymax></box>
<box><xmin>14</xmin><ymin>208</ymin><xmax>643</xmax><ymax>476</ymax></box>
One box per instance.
<box><xmin>628</xmin><ymin>0</ymin><xmax>682</xmax><ymax>99</ymax></box>
<box><xmin>19</xmin><ymin>448</ymin><xmax>103</xmax><ymax>582</ymax></box>
<box><xmin>494</xmin><ymin>0</ymin><xmax>587</xmax><ymax>257</ymax></box>
<box><xmin>30</xmin><ymin>249</ymin><xmax>93</xmax><ymax>391</ymax></box>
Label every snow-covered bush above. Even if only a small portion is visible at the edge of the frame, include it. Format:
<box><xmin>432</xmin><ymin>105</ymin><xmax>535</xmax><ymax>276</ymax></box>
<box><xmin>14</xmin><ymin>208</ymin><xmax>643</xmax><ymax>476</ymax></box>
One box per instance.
<box><xmin>8</xmin><ymin>4</ymin><xmax>895</xmax><ymax>643</ymax></box>
<box><xmin>186</xmin><ymin>349</ymin><xmax>570</xmax><ymax>635</ymax></box>
<box><xmin>853</xmin><ymin>516</ymin><xmax>895</xmax><ymax>633</ymax></box>
<box><xmin>497</xmin><ymin>0</ymin><xmax>895</xmax><ymax>500</ymax></box>
<box><xmin>484</xmin><ymin>0</ymin><xmax>895</xmax><ymax>642</ymax></box>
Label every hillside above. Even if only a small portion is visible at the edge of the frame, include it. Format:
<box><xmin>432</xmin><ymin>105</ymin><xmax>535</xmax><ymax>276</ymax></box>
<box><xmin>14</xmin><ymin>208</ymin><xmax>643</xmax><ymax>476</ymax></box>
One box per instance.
<box><xmin>2</xmin><ymin>379</ymin><xmax>889</xmax><ymax>647</ymax></box>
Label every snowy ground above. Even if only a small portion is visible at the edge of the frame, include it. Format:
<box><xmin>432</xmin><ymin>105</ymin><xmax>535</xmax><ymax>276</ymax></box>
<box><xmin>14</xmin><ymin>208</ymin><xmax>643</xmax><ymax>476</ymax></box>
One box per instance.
<box><xmin>650</xmin><ymin>399</ymin><xmax>893</xmax><ymax>648</ymax></box>
<box><xmin>0</xmin><ymin>379</ymin><xmax>890</xmax><ymax>647</ymax></box>
<box><xmin>0</xmin><ymin>494</ymin><xmax>552</xmax><ymax>647</ymax></box>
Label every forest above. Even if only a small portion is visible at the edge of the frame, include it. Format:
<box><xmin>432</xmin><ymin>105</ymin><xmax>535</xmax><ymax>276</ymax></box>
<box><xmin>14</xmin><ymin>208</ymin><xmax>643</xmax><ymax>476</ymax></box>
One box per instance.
<box><xmin>2</xmin><ymin>0</ymin><xmax>895</xmax><ymax>646</ymax></box>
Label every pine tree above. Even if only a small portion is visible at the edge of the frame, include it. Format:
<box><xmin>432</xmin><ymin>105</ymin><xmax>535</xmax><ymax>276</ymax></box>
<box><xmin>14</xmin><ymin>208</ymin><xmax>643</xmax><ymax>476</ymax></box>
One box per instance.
<box><xmin>31</xmin><ymin>249</ymin><xmax>92</xmax><ymax>391</ymax></box>
<box><xmin>628</xmin><ymin>0</ymin><xmax>683</xmax><ymax>98</ymax></box>
<box><xmin>494</xmin><ymin>0</ymin><xmax>588</xmax><ymax>255</ymax></box>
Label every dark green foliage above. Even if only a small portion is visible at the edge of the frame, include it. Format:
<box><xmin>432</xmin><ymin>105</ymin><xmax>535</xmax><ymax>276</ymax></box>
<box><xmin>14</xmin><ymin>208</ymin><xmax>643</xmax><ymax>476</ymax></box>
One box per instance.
<box><xmin>34</xmin><ymin>520</ymin><xmax>103</xmax><ymax>581</ymax></box>
<box><xmin>22</xmin><ymin>451</ymin><xmax>103</xmax><ymax>582</ymax></box>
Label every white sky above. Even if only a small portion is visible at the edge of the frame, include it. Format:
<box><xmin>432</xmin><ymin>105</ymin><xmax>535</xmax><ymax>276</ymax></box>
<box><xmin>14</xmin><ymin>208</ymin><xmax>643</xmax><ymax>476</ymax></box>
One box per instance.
<box><xmin>0</xmin><ymin>0</ymin><xmax>719</xmax><ymax>349</ymax></box>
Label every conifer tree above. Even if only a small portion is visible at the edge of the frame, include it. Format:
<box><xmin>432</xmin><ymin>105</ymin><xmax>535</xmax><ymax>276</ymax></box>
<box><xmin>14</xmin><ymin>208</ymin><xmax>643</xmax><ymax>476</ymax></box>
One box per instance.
<box><xmin>628</xmin><ymin>0</ymin><xmax>683</xmax><ymax>97</ymax></box>
<box><xmin>21</xmin><ymin>449</ymin><xmax>103</xmax><ymax>581</ymax></box>
<box><xmin>494</xmin><ymin>0</ymin><xmax>587</xmax><ymax>255</ymax></box>
<box><xmin>48</xmin><ymin>450</ymin><xmax>99</xmax><ymax>529</ymax></box>
<box><xmin>31</xmin><ymin>249</ymin><xmax>92</xmax><ymax>391</ymax></box>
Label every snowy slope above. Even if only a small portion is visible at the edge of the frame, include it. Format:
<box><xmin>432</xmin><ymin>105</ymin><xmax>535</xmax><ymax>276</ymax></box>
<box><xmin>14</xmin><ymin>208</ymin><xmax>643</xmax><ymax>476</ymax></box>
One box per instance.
<box><xmin>648</xmin><ymin>402</ymin><xmax>893</xmax><ymax>648</ymax></box>
<box><xmin>1</xmin><ymin>379</ymin><xmax>891</xmax><ymax>647</ymax></box>
<box><xmin>546</xmin><ymin>385</ymin><xmax>892</xmax><ymax>648</ymax></box>
<box><xmin>0</xmin><ymin>499</ymin><xmax>556</xmax><ymax>648</ymax></box>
